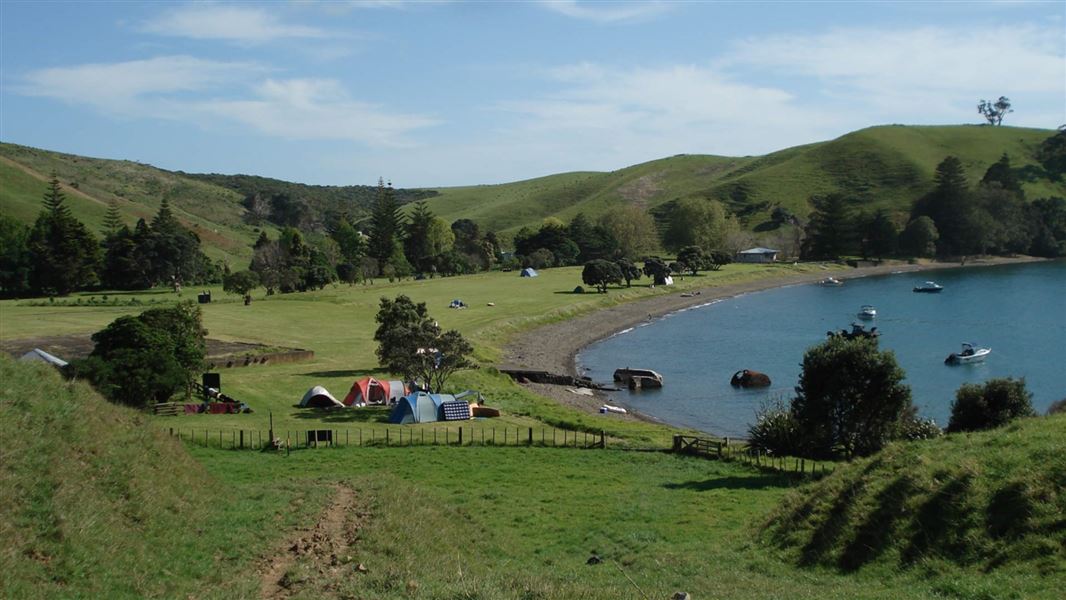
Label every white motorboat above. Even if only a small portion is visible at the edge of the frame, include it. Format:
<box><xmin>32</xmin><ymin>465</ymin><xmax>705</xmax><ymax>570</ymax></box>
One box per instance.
<box><xmin>945</xmin><ymin>343</ymin><xmax>991</xmax><ymax>365</ymax></box>
<box><xmin>820</xmin><ymin>277</ymin><xmax>844</xmax><ymax>286</ymax></box>
<box><xmin>914</xmin><ymin>281</ymin><xmax>944</xmax><ymax>293</ymax></box>
<box><xmin>857</xmin><ymin>305</ymin><xmax>877</xmax><ymax>319</ymax></box>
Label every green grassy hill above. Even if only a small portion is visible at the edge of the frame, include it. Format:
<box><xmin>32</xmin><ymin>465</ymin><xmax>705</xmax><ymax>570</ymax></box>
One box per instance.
<box><xmin>762</xmin><ymin>414</ymin><xmax>1066</xmax><ymax>587</ymax></box>
<box><xmin>4</xmin><ymin>125</ymin><xmax>1061</xmax><ymax>255</ymax></box>
<box><xmin>424</xmin><ymin>125</ymin><xmax>1063</xmax><ymax>236</ymax></box>
<box><xmin>0</xmin><ymin>356</ymin><xmax>321</xmax><ymax>598</ymax></box>
<box><xmin>0</xmin><ymin>143</ymin><xmax>268</xmax><ymax>265</ymax></box>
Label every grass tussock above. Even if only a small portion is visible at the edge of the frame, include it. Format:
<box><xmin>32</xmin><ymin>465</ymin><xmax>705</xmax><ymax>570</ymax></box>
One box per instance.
<box><xmin>762</xmin><ymin>415</ymin><xmax>1066</xmax><ymax>579</ymax></box>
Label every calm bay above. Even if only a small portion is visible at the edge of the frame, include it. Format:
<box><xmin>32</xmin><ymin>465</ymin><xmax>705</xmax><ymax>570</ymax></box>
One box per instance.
<box><xmin>577</xmin><ymin>260</ymin><xmax>1066</xmax><ymax>438</ymax></box>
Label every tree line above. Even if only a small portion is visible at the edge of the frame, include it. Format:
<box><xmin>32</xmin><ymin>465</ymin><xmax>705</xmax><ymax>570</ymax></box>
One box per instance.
<box><xmin>0</xmin><ymin>175</ymin><xmax>219</xmax><ymax>297</ymax></box>
<box><xmin>802</xmin><ymin>130</ymin><xmax>1066</xmax><ymax>261</ymax></box>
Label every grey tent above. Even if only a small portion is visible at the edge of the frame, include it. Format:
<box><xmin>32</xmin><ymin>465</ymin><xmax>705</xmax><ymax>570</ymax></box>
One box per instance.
<box><xmin>299</xmin><ymin>386</ymin><xmax>344</xmax><ymax>408</ymax></box>
<box><xmin>389</xmin><ymin>392</ymin><xmax>443</xmax><ymax>424</ymax></box>
<box><xmin>520</xmin><ymin>267</ymin><xmax>538</xmax><ymax>278</ymax></box>
<box><xmin>19</xmin><ymin>348</ymin><xmax>68</xmax><ymax>369</ymax></box>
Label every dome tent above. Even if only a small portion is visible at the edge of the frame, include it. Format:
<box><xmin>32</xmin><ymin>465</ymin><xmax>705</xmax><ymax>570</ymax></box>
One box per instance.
<box><xmin>299</xmin><ymin>386</ymin><xmax>343</xmax><ymax>408</ymax></box>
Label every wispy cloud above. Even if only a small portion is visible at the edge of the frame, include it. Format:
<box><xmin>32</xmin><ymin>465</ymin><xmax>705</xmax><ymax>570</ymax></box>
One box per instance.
<box><xmin>140</xmin><ymin>4</ymin><xmax>330</xmax><ymax>44</ymax></box>
<box><xmin>539</xmin><ymin>0</ymin><xmax>672</xmax><ymax>23</ymax></box>
<box><xmin>18</xmin><ymin>56</ymin><xmax>437</xmax><ymax>146</ymax></box>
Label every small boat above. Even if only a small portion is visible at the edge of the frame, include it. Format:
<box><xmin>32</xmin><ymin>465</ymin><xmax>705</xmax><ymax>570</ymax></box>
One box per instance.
<box><xmin>945</xmin><ymin>343</ymin><xmax>991</xmax><ymax>365</ymax></box>
<box><xmin>820</xmin><ymin>277</ymin><xmax>844</xmax><ymax>286</ymax></box>
<box><xmin>857</xmin><ymin>305</ymin><xmax>877</xmax><ymax>319</ymax></box>
<box><xmin>828</xmin><ymin>323</ymin><xmax>879</xmax><ymax>340</ymax></box>
<box><xmin>613</xmin><ymin>368</ymin><xmax>663</xmax><ymax>389</ymax></box>
<box><xmin>914</xmin><ymin>281</ymin><xmax>944</xmax><ymax>293</ymax></box>
<box><xmin>600</xmin><ymin>404</ymin><xmax>628</xmax><ymax>414</ymax></box>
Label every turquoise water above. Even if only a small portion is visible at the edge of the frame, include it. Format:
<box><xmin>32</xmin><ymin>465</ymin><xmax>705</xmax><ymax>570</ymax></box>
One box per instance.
<box><xmin>577</xmin><ymin>261</ymin><xmax>1066</xmax><ymax>438</ymax></box>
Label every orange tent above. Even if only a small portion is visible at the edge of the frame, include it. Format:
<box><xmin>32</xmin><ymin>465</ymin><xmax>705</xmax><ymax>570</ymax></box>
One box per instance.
<box><xmin>343</xmin><ymin>377</ymin><xmax>409</xmax><ymax>406</ymax></box>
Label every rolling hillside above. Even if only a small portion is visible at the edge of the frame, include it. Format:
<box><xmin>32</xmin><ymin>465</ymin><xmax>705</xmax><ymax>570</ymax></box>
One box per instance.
<box><xmin>3</xmin><ymin>125</ymin><xmax>1062</xmax><ymax>253</ymax></box>
<box><xmin>423</xmin><ymin>125</ymin><xmax>1064</xmax><ymax>236</ymax></box>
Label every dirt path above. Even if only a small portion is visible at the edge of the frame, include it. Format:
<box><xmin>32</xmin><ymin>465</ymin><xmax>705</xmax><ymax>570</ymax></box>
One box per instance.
<box><xmin>259</xmin><ymin>484</ymin><xmax>365</xmax><ymax>599</ymax></box>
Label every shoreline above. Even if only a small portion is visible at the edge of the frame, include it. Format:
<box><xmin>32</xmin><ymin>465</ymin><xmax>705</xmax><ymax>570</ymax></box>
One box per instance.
<box><xmin>500</xmin><ymin>256</ymin><xmax>1047</xmax><ymax>422</ymax></box>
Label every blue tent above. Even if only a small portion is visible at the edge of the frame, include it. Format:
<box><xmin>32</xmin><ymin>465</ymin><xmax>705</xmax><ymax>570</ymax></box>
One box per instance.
<box><xmin>520</xmin><ymin>267</ymin><xmax>538</xmax><ymax>278</ymax></box>
<box><xmin>389</xmin><ymin>392</ymin><xmax>471</xmax><ymax>424</ymax></box>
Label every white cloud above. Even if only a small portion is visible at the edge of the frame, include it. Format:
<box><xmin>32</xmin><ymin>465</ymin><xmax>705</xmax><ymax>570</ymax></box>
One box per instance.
<box><xmin>18</xmin><ymin>56</ymin><xmax>260</xmax><ymax>114</ymax></box>
<box><xmin>726</xmin><ymin>25</ymin><xmax>1065</xmax><ymax>114</ymax></box>
<box><xmin>18</xmin><ymin>56</ymin><xmax>437</xmax><ymax>147</ymax></box>
<box><xmin>539</xmin><ymin>0</ymin><xmax>672</xmax><ymax>23</ymax></box>
<box><xmin>192</xmin><ymin>79</ymin><xmax>439</xmax><ymax>146</ymax></box>
<box><xmin>140</xmin><ymin>4</ymin><xmax>329</xmax><ymax>44</ymax></box>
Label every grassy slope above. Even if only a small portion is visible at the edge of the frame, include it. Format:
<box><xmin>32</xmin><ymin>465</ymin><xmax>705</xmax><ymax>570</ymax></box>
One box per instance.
<box><xmin>424</xmin><ymin>125</ymin><xmax>1063</xmax><ymax>235</ymax></box>
<box><xmin>763</xmin><ymin>415</ymin><xmax>1066</xmax><ymax>596</ymax></box>
<box><xmin>0</xmin><ymin>143</ymin><xmax>270</xmax><ymax>264</ymax></box>
<box><xmin>0</xmin><ymin>356</ymin><xmax>324</xmax><ymax>598</ymax></box>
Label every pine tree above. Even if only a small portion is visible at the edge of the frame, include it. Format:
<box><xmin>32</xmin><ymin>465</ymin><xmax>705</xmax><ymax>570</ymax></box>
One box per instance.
<box><xmin>368</xmin><ymin>178</ymin><xmax>406</xmax><ymax>274</ymax></box>
<box><xmin>101</xmin><ymin>199</ymin><xmax>123</xmax><ymax>236</ymax></box>
<box><xmin>403</xmin><ymin>201</ymin><xmax>436</xmax><ymax>272</ymax></box>
<box><xmin>27</xmin><ymin>175</ymin><xmax>100</xmax><ymax>295</ymax></box>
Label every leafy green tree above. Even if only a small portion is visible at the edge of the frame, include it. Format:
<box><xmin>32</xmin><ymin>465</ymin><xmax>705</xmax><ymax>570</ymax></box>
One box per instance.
<box><xmin>977</xmin><ymin>96</ymin><xmax>1012</xmax><ymax>126</ymax></box>
<box><xmin>801</xmin><ymin>193</ymin><xmax>856</xmax><ymax>260</ymax></box>
<box><xmin>581</xmin><ymin>259</ymin><xmax>623</xmax><ymax>293</ymax></box>
<box><xmin>373</xmin><ymin>295</ymin><xmax>474</xmax><ymax>392</ymax></box>
<box><xmin>791</xmin><ymin>336</ymin><xmax>913</xmax><ymax>459</ymax></box>
<box><xmin>100</xmin><ymin>224</ymin><xmax>152</xmax><ymax>290</ymax></box>
<box><xmin>707</xmin><ymin>249</ymin><xmax>732</xmax><ymax>271</ymax></box>
<box><xmin>599</xmin><ymin>206</ymin><xmax>658</xmax><ymax>258</ymax></box>
<box><xmin>223</xmin><ymin>270</ymin><xmax>260</xmax><ymax>300</ymax></box>
<box><xmin>676</xmin><ymin>246</ymin><xmax>708</xmax><ymax>275</ymax></box>
<box><xmin>523</xmin><ymin>248</ymin><xmax>556</xmax><ymax>269</ymax></box>
<box><xmin>981</xmin><ymin>153</ymin><xmax>1022</xmax><ymax>194</ymax></box>
<box><xmin>368</xmin><ymin>179</ymin><xmax>406</xmax><ymax>274</ymax></box>
<box><xmin>1037</xmin><ymin>127</ymin><xmax>1066</xmax><ymax>179</ymax></box>
<box><xmin>73</xmin><ymin>303</ymin><xmax>206</xmax><ymax>407</ymax></box>
<box><xmin>451</xmin><ymin>218</ymin><xmax>481</xmax><ymax>254</ymax></box>
<box><xmin>947</xmin><ymin>378</ymin><xmax>1035</xmax><ymax>433</ymax></box>
<box><xmin>27</xmin><ymin>175</ymin><xmax>100</xmax><ymax>295</ymax></box>
<box><xmin>614</xmin><ymin>257</ymin><xmax>641</xmax><ymax>287</ymax></box>
<box><xmin>663</xmin><ymin>198</ymin><xmax>737</xmax><ymax>253</ymax></box>
<box><xmin>642</xmin><ymin>256</ymin><xmax>672</xmax><ymax>285</ymax></box>
<box><xmin>0</xmin><ymin>215</ymin><xmax>31</xmax><ymax>295</ymax></box>
<box><xmin>861</xmin><ymin>210</ymin><xmax>899</xmax><ymax>260</ymax></box>
<box><xmin>1026</xmin><ymin>197</ymin><xmax>1066</xmax><ymax>257</ymax></box>
<box><xmin>331</xmin><ymin>219</ymin><xmax>367</xmax><ymax>264</ymax></box>
<box><xmin>912</xmin><ymin>156</ymin><xmax>995</xmax><ymax>256</ymax></box>
<box><xmin>899</xmin><ymin>216</ymin><xmax>939</xmax><ymax>258</ymax></box>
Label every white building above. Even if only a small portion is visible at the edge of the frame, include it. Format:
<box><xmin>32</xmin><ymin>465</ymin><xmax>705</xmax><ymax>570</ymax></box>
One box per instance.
<box><xmin>736</xmin><ymin>247</ymin><xmax>780</xmax><ymax>263</ymax></box>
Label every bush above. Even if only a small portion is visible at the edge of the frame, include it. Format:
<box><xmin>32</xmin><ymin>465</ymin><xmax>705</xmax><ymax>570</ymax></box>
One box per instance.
<box><xmin>947</xmin><ymin>378</ymin><xmax>1035</xmax><ymax>432</ymax></box>
<box><xmin>1047</xmin><ymin>398</ymin><xmax>1066</xmax><ymax>415</ymax></box>
<box><xmin>895</xmin><ymin>407</ymin><xmax>943</xmax><ymax>441</ymax></box>
<box><xmin>791</xmin><ymin>337</ymin><xmax>913</xmax><ymax>459</ymax></box>
<box><xmin>748</xmin><ymin>400</ymin><xmax>802</xmax><ymax>456</ymax></box>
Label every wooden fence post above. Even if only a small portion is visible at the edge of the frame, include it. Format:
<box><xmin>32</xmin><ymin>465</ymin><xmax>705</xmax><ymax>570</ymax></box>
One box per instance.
<box><xmin>528</xmin><ymin>427</ymin><xmax>533</xmax><ymax>446</ymax></box>
<box><xmin>672</xmin><ymin>435</ymin><xmax>682</xmax><ymax>452</ymax></box>
<box><xmin>459</xmin><ymin>427</ymin><xmax>463</xmax><ymax>446</ymax></box>
<box><xmin>386</xmin><ymin>428</ymin><xmax>390</xmax><ymax>446</ymax></box>
<box><xmin>600</xmin><ymin>430</ymin><xmax>605</xmax><ymax>449</ymax></box>
<box><xmin>240</xmin><ymin>430</ymin><xmax>244</xmax><ymax>449</ymax></box>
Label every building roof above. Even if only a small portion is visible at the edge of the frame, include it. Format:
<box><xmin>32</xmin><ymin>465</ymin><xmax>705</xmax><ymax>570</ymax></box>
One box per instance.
<box><xmin>19</xmin><ymin>348</ymin><xmax>69</xmax><ymax>368</ymax></box>
<box><xmin>738</xmin><ymin>247</ymin><xmax>780</xmax><ymax>254</ymax></box>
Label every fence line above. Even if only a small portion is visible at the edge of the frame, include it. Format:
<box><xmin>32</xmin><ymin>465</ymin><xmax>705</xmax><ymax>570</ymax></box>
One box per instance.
<box><xmin>672</xmin><ymin>434</ymin><xmax>835</xmax><ymax>478</ymax></box>
<box><xmin>165</xmin><ymin>426</ymin><xmax>606</xmax><ymax>451</ymax></box>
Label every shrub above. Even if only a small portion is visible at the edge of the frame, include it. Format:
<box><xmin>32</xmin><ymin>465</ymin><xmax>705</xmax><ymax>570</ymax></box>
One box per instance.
<box><xmin>895</xmin><ymin>407</ymin><xmax>943</xmax><ymax>441</ymax></box>
<box><xmin>748</xmin><ymin>400</ymin><xmax>802</xmax><ymax>456</ymax></box>
<box><xmin>1047</xmin><ymin>398</ymin><xmax>1066</xmax><ymax>415</ymax></box>
<box><xmin>947</xmin><ymin>378</ymin><xmax>1035</xmax><ymax>432</ymax></box>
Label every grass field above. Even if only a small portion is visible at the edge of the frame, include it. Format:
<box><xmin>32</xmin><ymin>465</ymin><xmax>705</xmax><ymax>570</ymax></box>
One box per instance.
<box><xmin>1</xmin><ymin>262</ymin><xmax>835</xmax><ymax>446</ymax></box>
<box><xmin>4</xmin><ymin>357</ymin><xmax>1061</xmax><ymax>599</ymax></box>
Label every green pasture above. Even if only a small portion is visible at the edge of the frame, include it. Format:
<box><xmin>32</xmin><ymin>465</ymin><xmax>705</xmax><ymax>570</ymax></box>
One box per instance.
<box><xmin>0</xmin><ymin>262</ymin><xmax>832</xmax><ymax>443</ymax></box>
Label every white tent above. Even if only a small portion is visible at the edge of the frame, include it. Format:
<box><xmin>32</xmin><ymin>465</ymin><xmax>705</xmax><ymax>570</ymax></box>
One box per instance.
<box><xmin>299</xmin><ymin>386</ymin><xmax>344</xmax><ymax>408</ymax></box>
<box><xmin>19</xmin><ymin>348</ymin><xmax>68</xmax><ymax>369</ymax></box>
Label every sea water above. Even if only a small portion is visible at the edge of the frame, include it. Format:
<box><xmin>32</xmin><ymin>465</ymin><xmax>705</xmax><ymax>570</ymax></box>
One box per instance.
<box><xmin>577</xmin><ymin>261</ymin><xmax>1066</xmax><ymax>438</ymax></box>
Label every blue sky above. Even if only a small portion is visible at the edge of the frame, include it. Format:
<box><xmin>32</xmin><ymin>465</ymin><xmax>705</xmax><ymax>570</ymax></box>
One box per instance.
<box><xmin>1</xmin><ymin>1</ymin><xmax>1063</xmax><ymax>187</ymax></box>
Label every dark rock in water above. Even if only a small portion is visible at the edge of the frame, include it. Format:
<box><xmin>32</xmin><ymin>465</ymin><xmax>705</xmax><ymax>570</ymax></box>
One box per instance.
<box><xmin>730</xmin><ymin>369</ymin><xmax>771</xmax><ymax>388</ymax></box>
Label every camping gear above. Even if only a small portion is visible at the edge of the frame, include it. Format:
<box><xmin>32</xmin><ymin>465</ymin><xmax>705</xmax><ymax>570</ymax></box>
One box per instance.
<box><xmin>520</xmin><ymin>267</ymin><xmax>538</xmax><ymax>277</ymax></box>
<box><xmin>471</xmin><ymin>405</ymin><xmax>501</xmax><ymax>418</ymax></box>
<box><xmin>440</xmin><ymin>400</ymin><xmax>472</xmax><ymax>421</ymax></box>
<box><xmin>19</xmin><ymin>348</ymin><xmax>68</xmax><ymax>369</ymax></box>
<box><xmin>344</xmin><ymin>377</ymin><xmax>408</xmax><ymax>406</ymax></box>
<box><xmin>202</xmin><ymin>373</ymin><xmax>221</xmax><ymax>399</ymax></box>
<box><xmin>299</xmin><ymin>386</ymin><xmax>344</xmax><ymax>408</ymax></box>
<box><xmin>449</xmin><ymin>299</ymin><xmax>467</xmax><ymax>309</ymax></box>
<box><xmin>389</xmin><ymin>392</ymin><xmax>443</xmax><ymax>424</ymax></box>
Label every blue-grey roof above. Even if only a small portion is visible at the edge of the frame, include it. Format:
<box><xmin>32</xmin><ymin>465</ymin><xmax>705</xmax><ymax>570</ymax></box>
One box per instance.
<box><xmin>738</xmin><ymin>247</ymin><xmax>780</xmax><ymax>254</ymax></box>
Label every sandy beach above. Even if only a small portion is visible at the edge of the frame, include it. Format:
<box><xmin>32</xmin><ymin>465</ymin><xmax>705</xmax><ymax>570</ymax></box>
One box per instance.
<box><xmin>501</xmin><ymin>256</ymin><xmax>1046</xmax><ymax>420</ymax></box>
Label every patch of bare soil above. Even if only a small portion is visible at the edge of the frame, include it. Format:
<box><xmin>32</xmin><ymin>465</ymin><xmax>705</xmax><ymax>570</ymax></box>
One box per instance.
<box><xmin>259</xmin><ymin>484</ymin><xmax>367</xmax><ymax>599</ymax></box>
<box><xmin>617</xmin><ymin>172</ymin><xmax>664</xmax><ymax>206</ymax></box>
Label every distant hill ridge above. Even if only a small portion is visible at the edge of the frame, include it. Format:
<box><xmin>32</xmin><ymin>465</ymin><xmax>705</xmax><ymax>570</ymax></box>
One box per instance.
<box><xmin>3</xmin><ymin>125</ymin><xmax>1062</xmax><ymax>254</ymax></box>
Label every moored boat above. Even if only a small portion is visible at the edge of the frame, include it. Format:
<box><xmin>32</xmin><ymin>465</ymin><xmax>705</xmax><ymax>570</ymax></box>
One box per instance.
<box><xmin>820</xmin><ymin>277</ymin><xmax>844</xmax><ymax>286</ymax></box>
<box><xmin>914</xmin><ymin>281</ymin><xmax>944</xmax><ymax>293</ymax></box>
<box><xmin>613</xmin><ymin>367</ymin><xmax>664</xmax><ymax>389</ymax></box>
<box><xmin>857</xmin><ymin>305</ymin><xmax>877</xmax><ymax>319</ymax></box>
<box><xmin>944</xmin><ymin>343</ymin><xmax>991</xmax><ymax>365</ymax></box>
